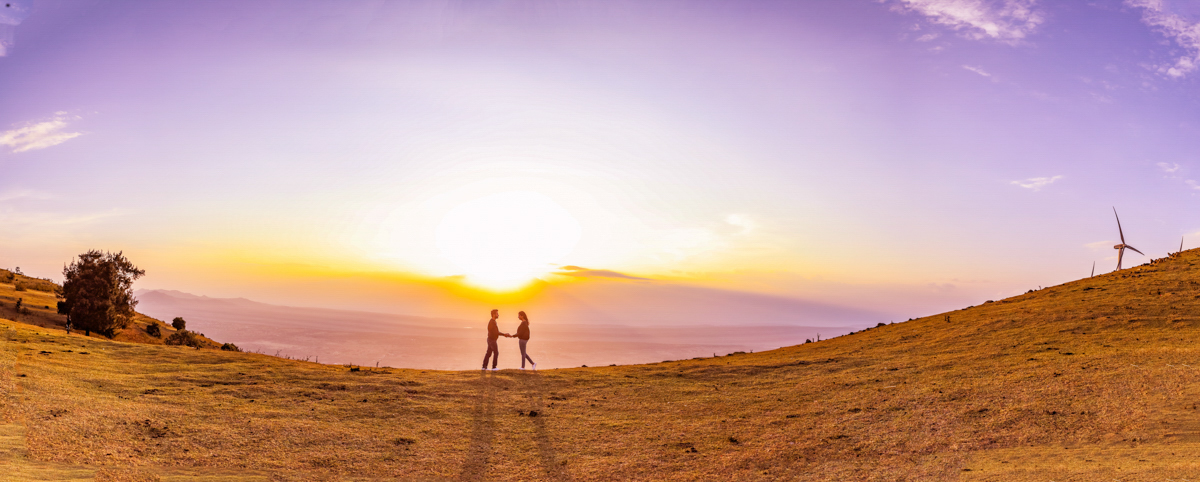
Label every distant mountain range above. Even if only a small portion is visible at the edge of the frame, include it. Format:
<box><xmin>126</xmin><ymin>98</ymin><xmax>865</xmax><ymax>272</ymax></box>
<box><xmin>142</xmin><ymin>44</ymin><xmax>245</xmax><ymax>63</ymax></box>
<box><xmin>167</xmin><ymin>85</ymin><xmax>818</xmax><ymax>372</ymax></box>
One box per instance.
<box><xmin>134</xmin><ymin>288</ymin><xmax>869</xmax><ymax>369</ymax></box>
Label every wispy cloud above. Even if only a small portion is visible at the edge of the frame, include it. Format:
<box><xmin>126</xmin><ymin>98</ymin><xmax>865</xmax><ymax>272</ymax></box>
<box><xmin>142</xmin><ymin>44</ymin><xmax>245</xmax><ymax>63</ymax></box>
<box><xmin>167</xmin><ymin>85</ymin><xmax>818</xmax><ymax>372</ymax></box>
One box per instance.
<box><xmin>962</xmin><ymin>65</ymin><xmax>993</xmax><ymax>77</ymax></box>
<box><xmin>553</xmin><ymin>266</ymin><xmax>650</xmax><ymax>281</ymax></box>
<box><xmin>650</xmin><ymin>214</ymin><xmax>763</xmax><ymax>263</ymax></box>
<box><xmin>892</xmin><ymin>0</ymin><xmax>1045</xmax><ymax>43</ymax></box>
<box><xmin>0</xmin><ymin>189</ymin><xmax>54</xmax><ymax>202</ymax></box>
<box><xmin>1010</xmin><ymin>175</ymin><xmax>1062</xmax><ymax>190</ymax></box>
<box><xmin>1126</xmin><ymin>0</ymin><xmax>1200</xmax><ymax>78</ymax></box>
<box><xmin>1155</xmin><ymin>162</ymin><xmax>1200</xmax><ymax>190</ymax></box>
<box><xmin>725</xmin><ymin>214</ymin><xmax>757</xmax><ymax>235</ymax></box>
<box><xmin>0</xmin><ymin>112</ymin><xmax>83</xmax><ymax>153</ymax></box>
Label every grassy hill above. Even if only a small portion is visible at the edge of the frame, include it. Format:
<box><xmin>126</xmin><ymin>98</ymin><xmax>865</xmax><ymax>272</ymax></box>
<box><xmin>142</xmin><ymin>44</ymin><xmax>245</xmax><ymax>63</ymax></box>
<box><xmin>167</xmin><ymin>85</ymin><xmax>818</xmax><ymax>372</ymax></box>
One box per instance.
<box><xmin>6</xmin><ymin>251</ymin><xmax>1200</xmax><ymax>480</ymax></box>
<box><xmin>0</xmin><ymin>269</ymin><xmax>220</xmax><ymax>348</ymax></box>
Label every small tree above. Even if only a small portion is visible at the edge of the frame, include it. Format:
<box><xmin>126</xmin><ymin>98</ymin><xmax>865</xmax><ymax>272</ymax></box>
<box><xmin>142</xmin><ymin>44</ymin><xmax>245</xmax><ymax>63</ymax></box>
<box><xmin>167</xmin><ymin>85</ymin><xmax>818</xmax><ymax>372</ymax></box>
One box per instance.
<box><xmin>146</xmin><ymin>322</ymin><xmax>162</xmax><ymax>338</ymax></box>
<box><xmin>172</xmin><ymin>317</ymin><xmax>186</xmax><ymax>331</ymax></box>
<box><xmin>60</xmin><ymin>250</ymin><xmax>145</xmax><ymax>338</ymax></box>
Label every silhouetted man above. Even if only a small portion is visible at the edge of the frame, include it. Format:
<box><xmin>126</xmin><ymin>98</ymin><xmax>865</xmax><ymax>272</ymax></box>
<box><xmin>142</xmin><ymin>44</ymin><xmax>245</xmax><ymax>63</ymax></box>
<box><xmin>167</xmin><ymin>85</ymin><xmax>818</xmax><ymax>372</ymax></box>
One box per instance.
<box><xmin>482</xmin><ymin>309</ymin><xmax>511</xmax><ymax>370</ymax></box>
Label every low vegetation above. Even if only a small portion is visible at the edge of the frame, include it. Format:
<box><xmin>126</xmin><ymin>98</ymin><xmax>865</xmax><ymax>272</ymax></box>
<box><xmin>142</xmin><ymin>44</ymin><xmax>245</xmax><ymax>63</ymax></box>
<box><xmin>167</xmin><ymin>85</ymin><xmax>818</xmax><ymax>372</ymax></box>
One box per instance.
<box><xmin>163</xmin><ymin>329</ymin><xmax>208</xmax><ymax>349</ymax></box>
<box><xmin>6</xmin><ymin>251</ymin><xmax>1200</xmax><ymax>480</ymax></box>
<box><xmin>1</xmin><ymin>269</ymin><xmax>58</xmax><ymax>293</ymax></box>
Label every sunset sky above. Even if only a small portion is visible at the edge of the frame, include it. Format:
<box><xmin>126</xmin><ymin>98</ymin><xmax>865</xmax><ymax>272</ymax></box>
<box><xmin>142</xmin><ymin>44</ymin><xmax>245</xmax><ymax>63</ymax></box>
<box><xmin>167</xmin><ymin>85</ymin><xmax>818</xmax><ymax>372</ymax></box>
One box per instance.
<box><xmin>4</xmin><ymin>0</ymin><xmax>1200</xmax><ymax>323</ymax></box>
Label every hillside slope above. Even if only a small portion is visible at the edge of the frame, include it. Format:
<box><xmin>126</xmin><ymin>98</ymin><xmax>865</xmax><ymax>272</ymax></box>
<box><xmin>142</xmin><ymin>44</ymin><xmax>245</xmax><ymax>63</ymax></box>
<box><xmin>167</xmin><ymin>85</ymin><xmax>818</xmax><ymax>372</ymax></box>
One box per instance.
<box><xmin>0</xmin><ymin>269</ymin><xmax>219</xmax><ymax>348</ymax></box>
<box><xmin>5</xmin><ymin>251</ymin><xmax>1200</xmax><ymax>480</ymax></box>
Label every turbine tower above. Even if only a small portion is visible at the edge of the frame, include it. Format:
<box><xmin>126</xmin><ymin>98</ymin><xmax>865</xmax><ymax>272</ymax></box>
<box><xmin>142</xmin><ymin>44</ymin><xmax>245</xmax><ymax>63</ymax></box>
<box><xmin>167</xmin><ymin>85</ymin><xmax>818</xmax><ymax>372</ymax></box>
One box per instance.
<box><xmin>1112</xmin><ymin>208</ymin><xmax>1144</xmax><ymax>270</ymax></box>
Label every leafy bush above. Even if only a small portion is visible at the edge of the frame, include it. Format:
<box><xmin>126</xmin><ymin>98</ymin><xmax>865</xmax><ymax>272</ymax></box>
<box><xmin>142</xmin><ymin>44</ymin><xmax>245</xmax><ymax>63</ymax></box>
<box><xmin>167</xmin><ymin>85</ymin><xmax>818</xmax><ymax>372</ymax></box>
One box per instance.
<box><xmin>146</xmin><ymin>322</ymin><xmax>162</xmax><ymax>338</ymax></box>
<box><xmin>172</xmin><ymin>317</ymin><xmax>186</xmax><ymax>331</ymax></box>
<box><xmin>220</xmin><ymin>343</ymin><xmax>241</xmax><ymax>352</ymax></box>
<box><xmin>14</xmin><ymin>282</ymin><xmax>26</xmax><ymax>292</ymax></box>
<box><xmin>164</xmin><ymin>330</ymin><xmax>205</xmax><ymax>348</ymax></box>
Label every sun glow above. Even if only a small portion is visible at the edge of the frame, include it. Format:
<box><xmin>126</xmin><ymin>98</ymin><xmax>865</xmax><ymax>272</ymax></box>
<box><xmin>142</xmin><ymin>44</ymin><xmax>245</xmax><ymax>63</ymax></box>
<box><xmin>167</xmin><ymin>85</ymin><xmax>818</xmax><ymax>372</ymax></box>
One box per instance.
<box><xmin>435</xmin><ymin>191</ymin><xmax>582</xmax><ymax>290</ymax></box>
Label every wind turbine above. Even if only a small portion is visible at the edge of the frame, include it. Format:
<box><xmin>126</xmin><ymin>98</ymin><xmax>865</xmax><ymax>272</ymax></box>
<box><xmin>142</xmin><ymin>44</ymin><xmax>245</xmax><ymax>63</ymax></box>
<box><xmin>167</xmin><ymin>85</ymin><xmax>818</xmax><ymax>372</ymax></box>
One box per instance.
<box><xmin>1112</xmin><ymin>208</ymin><xmax>1144</xmax><ymax>270</ymax></box>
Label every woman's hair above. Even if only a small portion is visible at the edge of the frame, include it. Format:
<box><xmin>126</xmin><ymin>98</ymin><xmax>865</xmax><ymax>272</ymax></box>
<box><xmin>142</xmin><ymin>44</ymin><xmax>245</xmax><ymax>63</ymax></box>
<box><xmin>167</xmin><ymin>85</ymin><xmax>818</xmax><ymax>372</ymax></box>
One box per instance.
<box><xmin>518</xmin><ymin>311</ymin><xmax>528</xmax><ymax>321</ymax></box>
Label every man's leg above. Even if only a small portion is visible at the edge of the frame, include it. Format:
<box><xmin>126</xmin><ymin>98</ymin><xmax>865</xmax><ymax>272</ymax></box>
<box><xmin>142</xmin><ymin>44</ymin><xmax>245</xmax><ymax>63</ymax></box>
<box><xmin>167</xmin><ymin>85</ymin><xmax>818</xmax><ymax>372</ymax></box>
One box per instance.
<box><xmin>482</xmin><ymin>340</ymin><xmax>494</xmax><ymax>369</ymax></box>
<box><xmin>488</xmin><ymin>339</ymin><xmax>499</xmax><ymax>369</ymax></box>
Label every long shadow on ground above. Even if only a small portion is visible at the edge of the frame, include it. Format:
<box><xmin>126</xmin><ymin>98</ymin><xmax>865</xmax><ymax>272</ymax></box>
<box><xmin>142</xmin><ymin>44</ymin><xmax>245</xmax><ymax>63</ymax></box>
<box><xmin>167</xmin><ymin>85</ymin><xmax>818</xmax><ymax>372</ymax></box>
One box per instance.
<box><xmin>458</xmin><ymin>371</ymin><xmax>498</xmax><ymax>481</ymax></box>
<box><xmin>519</xmin><ymin>373</ymin><xmax>571</xmax><ymax>481</ymax></box>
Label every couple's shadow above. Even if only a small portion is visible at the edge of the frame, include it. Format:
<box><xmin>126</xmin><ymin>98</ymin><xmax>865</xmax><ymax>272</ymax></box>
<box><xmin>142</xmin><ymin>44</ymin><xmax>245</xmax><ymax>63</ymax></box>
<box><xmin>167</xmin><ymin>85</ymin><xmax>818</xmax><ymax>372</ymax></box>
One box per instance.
<box><xmin>458</xmin><ymin>371</ymin><xmax>569</xmax><ymax>481</ymax></box>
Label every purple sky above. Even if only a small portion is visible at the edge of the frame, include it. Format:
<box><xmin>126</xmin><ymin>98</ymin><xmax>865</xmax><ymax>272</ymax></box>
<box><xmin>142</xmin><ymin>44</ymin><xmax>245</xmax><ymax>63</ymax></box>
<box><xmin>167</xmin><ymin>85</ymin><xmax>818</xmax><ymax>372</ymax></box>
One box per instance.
<box><xmin>3</xmin><ymin>0</ymin><xmax>1200</xmax><ymax>322</ymax></box>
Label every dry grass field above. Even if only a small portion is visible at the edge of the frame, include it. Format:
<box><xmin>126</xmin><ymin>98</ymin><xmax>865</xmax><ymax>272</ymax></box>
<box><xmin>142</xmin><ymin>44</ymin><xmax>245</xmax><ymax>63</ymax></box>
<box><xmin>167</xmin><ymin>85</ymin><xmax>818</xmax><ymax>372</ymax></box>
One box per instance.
<box><xmin>7</xmin><ymin>251</ymin><xmax>1200</xmax><ymax>480</ymax></box>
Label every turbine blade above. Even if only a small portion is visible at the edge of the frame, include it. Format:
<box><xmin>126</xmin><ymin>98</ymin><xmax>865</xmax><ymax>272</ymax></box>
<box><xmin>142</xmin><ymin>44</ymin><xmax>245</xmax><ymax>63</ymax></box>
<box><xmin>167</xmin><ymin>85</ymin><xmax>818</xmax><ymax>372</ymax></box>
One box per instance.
<box><xmin>1127</xmin><ymin>245</ymin><xmax>1144</xmax><ymax>256</ymax></box>
<box><xmin>1181</xmin><ymin>236</ymin><xmax>1185</xmax><ymax>254</ymax></box>
<box><xmin>1091</xmin><ymin>261</ymin><xmax>1095</xmax><ymax>277</ymax></box>
<box><xmin>1114</xmin><ymin>207</ymin><xmax>1125</xmax><ymax>244</ymax></box>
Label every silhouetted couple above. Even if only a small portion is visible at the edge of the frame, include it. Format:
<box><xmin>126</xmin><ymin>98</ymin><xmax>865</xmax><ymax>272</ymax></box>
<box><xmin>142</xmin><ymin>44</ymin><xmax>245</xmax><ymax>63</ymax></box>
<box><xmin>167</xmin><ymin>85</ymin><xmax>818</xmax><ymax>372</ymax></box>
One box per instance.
<box><xmin>482</xmin><ymin>309</ymin><xmax>536</xmax><ymax>371</ymax></box>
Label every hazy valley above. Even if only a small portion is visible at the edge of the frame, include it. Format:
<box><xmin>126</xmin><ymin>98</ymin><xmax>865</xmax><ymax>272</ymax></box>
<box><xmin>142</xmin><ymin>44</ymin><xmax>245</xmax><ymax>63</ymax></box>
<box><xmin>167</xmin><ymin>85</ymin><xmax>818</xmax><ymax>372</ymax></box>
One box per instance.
<box><xmin>134</xmin><ymin>289</ymin><xmax>857</xmax><ymax>370</ymax></box>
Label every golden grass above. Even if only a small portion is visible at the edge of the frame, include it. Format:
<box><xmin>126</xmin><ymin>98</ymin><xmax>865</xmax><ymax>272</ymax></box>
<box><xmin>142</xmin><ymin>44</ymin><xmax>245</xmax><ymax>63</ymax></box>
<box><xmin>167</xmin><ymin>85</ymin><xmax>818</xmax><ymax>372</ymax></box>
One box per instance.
<box><xmin>7</xmin><ymin>251</ymin><xmax>1200</xmax><ymax>480</ymax></box>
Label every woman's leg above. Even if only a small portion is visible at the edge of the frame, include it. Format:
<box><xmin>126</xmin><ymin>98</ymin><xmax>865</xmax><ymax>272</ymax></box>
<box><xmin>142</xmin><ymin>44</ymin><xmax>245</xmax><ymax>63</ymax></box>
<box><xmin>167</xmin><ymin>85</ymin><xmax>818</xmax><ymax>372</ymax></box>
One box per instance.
<box><xmin>520</xmin><ymin>339</ymin><xmax>534</xmax><ymax>367</ymax></box>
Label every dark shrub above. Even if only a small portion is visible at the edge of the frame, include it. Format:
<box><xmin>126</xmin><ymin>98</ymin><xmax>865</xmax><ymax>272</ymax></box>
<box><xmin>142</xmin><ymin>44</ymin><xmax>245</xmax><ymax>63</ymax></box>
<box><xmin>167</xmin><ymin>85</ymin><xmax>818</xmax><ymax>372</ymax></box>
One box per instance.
<box><xmin>220</xmin><ymin>343</ymin><xmax>241</xmax><ymax>352</ymax></box>
<box><xmin>146</xmin><ymin>323</ymin><xmax>162</xmax><ymax>338</ymax></box>
<box><xmin>171</xmin><ymin>317</ymin><xmax>186</xmax><ymax>331</ymax></box>
<box><xmin>165</xmin><ymin>330</ymin><xmax>204</xmax><ymax>348</ymax></box>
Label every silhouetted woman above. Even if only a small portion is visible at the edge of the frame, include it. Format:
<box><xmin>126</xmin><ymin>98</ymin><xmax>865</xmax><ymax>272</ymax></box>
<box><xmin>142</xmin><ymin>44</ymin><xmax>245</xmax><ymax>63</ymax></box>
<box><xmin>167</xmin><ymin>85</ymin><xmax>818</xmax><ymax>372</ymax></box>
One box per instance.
<box><xmin>516</xmin><ymin>311</ymin><xmax>536</xmax><ymax>370</ymax></box>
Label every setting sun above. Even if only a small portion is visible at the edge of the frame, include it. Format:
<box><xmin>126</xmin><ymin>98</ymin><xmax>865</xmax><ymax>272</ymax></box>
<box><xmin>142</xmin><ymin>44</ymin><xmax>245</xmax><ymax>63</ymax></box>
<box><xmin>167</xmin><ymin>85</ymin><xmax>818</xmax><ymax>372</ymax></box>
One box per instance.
<box><xmin>435</xmin><ymin>191</ymin><xmax>581</xmax><ymax>290</ymax></box>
